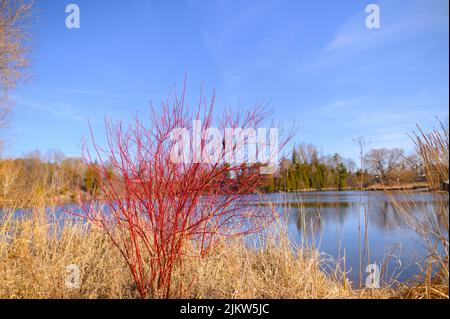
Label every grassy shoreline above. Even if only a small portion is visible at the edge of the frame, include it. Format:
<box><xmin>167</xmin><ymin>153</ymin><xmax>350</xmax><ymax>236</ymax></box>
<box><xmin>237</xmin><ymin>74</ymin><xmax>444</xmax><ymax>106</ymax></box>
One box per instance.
<box><xmin>0</xmin><ymin>211</ymin><xmax>447</xmax><ymax>299</ymax></box>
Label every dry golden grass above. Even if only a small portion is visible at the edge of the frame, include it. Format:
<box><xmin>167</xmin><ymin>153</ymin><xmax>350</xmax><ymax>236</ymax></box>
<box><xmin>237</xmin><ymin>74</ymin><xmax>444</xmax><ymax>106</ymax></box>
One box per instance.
<box><xmin>0</xmin><ymin>213</ymin><xmax>348</xmax><ymax>299</ymax></box>
<box><xmin>0</xmin><ymin>215</ymin><xmax>136</xmax><ymax>298</ymax></box>
<box><xmin>0</xmin><ymin>181</ymin><xmax>447</xmax><ymax>299</ymax></box>
<box><xmin>0</xmin><ymin>204</ymin><xmax>394</xmax><ymax>299</ymax></box>
<box><xmin>412</xmin><ymin>120</ymin><xmax>449</xmax><ymax>191</ymax></box>
<box><xmin>172</xmin><ymin>234</ymin><xmax>353</xmax><ymax>299</ymax></box>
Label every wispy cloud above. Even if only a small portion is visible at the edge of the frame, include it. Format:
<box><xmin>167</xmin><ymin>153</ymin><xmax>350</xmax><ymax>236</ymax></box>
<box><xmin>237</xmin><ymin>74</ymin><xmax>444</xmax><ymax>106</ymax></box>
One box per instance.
<box><xmin>326</xmin><ymin>0</ymin><xmax>448</xmax><ymax>52</ymax></box>
<box><xmin>299</xmin><ymin>0</ymin><xmax>448</xmax><ymax>72</ymax></box>
<box><xmin>15</xmin><ymin>97</ymin><xmax>87</xmax><ymax>123</ymax></box>
<box><xmin>319</xmin><ymin>99</ymin><xmax>359</xmax><ymax>113</ymax></box>
<box><xmin>298</xmin><ymin>88</ymin><xmax>448</xmax><ymax>157</ymax></box>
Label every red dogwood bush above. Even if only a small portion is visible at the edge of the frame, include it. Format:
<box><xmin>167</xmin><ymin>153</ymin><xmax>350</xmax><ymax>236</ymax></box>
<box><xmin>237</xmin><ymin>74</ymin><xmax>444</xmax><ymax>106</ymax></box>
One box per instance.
<box><xmin>80</xmin><ymin>85</ymin><xmax>288</xmax><ymax>298</ymax></box>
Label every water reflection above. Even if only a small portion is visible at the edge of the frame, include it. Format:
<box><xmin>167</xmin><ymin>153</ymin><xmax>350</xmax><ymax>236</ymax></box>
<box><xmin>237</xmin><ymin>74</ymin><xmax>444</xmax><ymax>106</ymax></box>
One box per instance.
<box><xmin>252</xmin><ymin>191</ymin><xmax>448</xmax><ymax>287</ymax></box>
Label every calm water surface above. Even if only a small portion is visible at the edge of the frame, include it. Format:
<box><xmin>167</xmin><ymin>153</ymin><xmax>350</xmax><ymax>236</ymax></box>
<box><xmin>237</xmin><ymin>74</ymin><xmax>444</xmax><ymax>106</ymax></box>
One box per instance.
<box><xmin>248</xmin><ymin>190</ymin><xmax>448</xmax><ymax>287</ymax></box>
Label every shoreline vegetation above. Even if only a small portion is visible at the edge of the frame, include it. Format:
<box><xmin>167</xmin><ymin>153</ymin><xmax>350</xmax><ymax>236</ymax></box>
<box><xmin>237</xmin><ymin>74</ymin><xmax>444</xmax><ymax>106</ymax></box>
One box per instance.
<box><xmin>0</xmin><ymin>183</ymin><xmax>436</xmax><ymax>210</ymax></box>
<box><xmin>0</xmin><ymin>185</ymin><xmax>436</xmax><ymax>210</ymax></box>
<box><xmin>0</xmin><ymin>122</ymin><xmax>448</xmax><ymax>299</ymax></box>
<box><xmin>0</xmin><ymin>148</ymin><xmax>438</xmax><ymax>210</ymax></box>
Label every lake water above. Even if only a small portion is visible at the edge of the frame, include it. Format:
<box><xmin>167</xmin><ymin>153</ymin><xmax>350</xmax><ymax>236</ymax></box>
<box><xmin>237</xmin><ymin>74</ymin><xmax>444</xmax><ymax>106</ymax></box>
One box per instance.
<box><xmin>248</xmin><ymin>191</ymin><xmax>448</xmax><ymax>287</ymax></box>
<box><xmin>3</xmin><ymin>190</ymin><xmax>447</xmax><ymax>288</ymax></box>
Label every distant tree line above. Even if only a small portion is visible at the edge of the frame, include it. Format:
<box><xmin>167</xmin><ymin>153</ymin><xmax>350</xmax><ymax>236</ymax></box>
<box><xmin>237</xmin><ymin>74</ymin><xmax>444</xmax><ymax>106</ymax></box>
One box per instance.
<box><xmin>0</xmin><ymin>141</ymin><xmax>428</xmax><ymax>206</ymax></box>
<box><xmin>260</xmin><ymin>143</ymin><xmax>424</xmax><ymax>192</ymax></box>
<box><xmin>0</xmin><ymin>149</ymin><xmax>100</xmax><ymax>206</ymax></box>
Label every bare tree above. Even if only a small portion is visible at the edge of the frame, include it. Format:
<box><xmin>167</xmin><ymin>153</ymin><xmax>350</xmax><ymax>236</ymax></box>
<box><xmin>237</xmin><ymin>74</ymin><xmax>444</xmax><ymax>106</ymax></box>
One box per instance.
<box><xmin>364</xmin><ymin>147</ymin><xmax>405</xmax><ymax>184</ymax></box>
<box><xmin>297</xmin><ymin>143</ymin><xmax>319</xmax><ymax>164</ymax></box>
<box><xmin>0</xmin><ymin>0</ymin><xmax>33</xmax><ymax>151</ymax></box>
<box><xmin>0</xmin><ymin>0</ymin><xmax>32</xmax><ymax>90</ymax></box>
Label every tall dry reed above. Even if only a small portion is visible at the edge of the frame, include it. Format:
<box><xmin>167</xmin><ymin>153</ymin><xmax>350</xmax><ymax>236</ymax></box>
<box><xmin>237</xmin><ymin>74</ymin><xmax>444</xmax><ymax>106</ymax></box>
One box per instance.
<box><xmin>390</xmin><ymin>122</ymin><xmax>449</xmax><ymax>298</ymax></box>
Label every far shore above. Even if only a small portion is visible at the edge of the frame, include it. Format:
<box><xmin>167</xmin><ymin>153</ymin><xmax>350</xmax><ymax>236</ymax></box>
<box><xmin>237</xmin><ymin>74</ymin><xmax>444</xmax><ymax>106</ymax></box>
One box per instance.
<box><xmin>274</xmin><ymin>182</ymin><xmax>431</xmax><ymax>193</ymax></box>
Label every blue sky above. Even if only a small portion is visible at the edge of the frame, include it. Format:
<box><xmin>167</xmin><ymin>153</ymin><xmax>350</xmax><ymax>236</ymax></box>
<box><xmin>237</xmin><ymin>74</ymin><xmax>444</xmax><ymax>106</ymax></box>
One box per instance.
<box><xmin>6</xmin><ymin>0</ymin><xmax>449</xmax><ymax>161</ymax></box>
